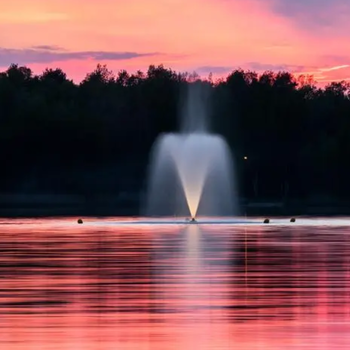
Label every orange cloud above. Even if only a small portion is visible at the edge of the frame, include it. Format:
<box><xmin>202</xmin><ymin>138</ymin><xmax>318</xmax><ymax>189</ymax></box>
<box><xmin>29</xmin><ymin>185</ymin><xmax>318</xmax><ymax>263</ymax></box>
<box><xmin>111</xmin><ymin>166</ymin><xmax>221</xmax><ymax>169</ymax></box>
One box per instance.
<box><xmin>319</xmin><ymin>65</ymin><xmax>349</xmax><ymax>73</ymax></box>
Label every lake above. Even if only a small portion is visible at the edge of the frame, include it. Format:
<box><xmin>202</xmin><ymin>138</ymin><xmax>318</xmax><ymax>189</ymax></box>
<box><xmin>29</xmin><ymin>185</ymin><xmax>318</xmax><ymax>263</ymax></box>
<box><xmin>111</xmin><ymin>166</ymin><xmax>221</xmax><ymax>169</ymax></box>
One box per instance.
<box><xmin>1</xmin><ymin>217</ymin><xmax>350</xmax><ymax>349</ymax></box>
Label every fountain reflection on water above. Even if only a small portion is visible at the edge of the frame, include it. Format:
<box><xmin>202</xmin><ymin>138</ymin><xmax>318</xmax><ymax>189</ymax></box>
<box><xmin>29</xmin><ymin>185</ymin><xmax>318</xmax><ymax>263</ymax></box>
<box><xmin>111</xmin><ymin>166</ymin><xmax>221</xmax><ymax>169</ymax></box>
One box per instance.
<box><xmin>152</xmin><ymin>223</ymin><xmax>232</xmax><ymax>349</ymax></box>
<box><xmin>145</xmin><ymin>83</ymin><xmax>238</xmax><ymax>219</ymax></box>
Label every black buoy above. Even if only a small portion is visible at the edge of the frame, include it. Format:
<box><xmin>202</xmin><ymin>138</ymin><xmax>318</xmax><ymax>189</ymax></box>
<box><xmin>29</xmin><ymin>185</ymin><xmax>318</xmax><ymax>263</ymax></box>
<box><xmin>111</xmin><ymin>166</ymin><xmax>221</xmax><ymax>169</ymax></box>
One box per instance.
<box><xmin>77</xmin><ymin>218</ymin><xmax>83</xmax><ymax>224</ymax></box>
<box><xmin>290</xmin><ymin>218</ymin><xmax>296</xmax><ymax>223</ymax></box>
<box><xmin>263</xmin><ymin>218</ymin><xmax>270</xmax><ymax>224</ymax></box>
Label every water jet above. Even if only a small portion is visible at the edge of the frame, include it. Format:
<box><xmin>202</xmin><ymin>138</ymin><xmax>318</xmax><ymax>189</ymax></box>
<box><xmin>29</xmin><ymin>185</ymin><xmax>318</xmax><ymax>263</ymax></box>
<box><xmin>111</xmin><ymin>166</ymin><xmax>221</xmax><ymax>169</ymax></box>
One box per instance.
<box><xmin>145</xmin><ymin>84</ymin><xmax>238</xmax><ymax>218</ymax></box>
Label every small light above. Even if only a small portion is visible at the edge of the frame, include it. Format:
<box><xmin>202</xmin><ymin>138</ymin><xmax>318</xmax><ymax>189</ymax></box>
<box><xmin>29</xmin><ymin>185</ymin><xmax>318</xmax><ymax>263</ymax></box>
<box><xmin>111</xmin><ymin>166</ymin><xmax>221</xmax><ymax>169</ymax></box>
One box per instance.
<box><xmin>244</xmin><ymin>156</ymin><xmax>248</xmax><ymax>160</ymax></box>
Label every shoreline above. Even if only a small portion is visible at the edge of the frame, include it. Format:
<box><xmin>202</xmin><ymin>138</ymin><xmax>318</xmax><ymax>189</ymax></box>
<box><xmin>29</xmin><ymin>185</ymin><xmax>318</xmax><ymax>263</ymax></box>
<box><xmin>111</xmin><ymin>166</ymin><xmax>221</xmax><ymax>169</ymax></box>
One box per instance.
<box><xmin>0</xmin><ymin>194</ymin><xmax>349</xmax><ymax>217</ymax></box>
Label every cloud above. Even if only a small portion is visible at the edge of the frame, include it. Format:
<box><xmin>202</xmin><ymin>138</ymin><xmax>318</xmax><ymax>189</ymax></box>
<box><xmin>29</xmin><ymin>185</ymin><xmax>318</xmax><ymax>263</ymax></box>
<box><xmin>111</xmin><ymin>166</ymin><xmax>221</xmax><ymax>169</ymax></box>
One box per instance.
<box><xmin>270</xmin><ymin>0</ymin><xmax>350</xmax><ymax>34</ymax></box>
<box><xmin>319</xmin><ymin>55</ymin><xmax>350</xmax><ymax>65</ymax></box>
<box><xmin>272</xmin><ymin>0</ymin><xmax>333</xmax><ymax>17</ymax></box>
<box><xmin>313</xmin><ymin>65</ymin><xmax>350</xmax><ymax>85</ymax></box>
<box><xmin>195</xmin><ymin>66</ymin><xmax>232</xmax><ymax>74</ymax></box>
<box><xmin>30</xmin><ymin>45</ymin><xmax>65</xmax><ymax>51</ymax></box>
<box><xmin>318</xmin><ymin>65</ymin><xmax>349</xmax><ymax>73</ymax></box>
<box><xmin>245</xmin><ymin>62</ymin><xmax>305</xmax><ymax>72</ymax></box>
<box><xmin>0</xmin><ymin>46</ymin><xmax>158</xmax><ymax>66</ymax></box>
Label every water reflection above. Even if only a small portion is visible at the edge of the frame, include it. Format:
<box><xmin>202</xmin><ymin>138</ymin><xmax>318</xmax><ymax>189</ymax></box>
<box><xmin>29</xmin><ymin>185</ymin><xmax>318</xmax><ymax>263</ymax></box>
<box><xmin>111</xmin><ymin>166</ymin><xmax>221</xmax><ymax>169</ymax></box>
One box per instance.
<box><xmin>1</xmin><ymin>219</ymin><xmax>350</xmax><ymax>349</ymax></box>
<box><xmin>151</xmin><ymin>224</ymin><xmax>232</xmax><ymax>349</ymax></box>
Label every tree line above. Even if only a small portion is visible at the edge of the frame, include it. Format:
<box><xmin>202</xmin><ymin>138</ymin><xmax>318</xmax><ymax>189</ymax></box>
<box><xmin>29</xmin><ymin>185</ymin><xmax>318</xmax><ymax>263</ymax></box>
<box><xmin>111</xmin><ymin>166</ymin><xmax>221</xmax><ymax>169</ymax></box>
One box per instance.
<box><xmin>1</xmin><ymin>63</ymin><xmax>350</xmax><ymax>201</ymax></box>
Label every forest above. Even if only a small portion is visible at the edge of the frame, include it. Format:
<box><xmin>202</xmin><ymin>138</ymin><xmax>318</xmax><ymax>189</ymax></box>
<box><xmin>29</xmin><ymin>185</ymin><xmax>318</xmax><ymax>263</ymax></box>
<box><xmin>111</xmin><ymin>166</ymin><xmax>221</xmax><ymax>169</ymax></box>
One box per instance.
<box><xmin>1</xmin><ymin>63</ymin><xmax>350</xmax><ymax>209</ymax></box>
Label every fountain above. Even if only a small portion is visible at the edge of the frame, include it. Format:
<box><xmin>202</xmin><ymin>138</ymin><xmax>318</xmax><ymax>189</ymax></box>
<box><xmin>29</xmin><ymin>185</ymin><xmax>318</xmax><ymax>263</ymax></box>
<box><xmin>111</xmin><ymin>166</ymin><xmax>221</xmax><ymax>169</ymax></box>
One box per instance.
<box><xmin>145</xmin><ymin>83</ymin><xmax>238</xmax><ymax>220</ymax></box>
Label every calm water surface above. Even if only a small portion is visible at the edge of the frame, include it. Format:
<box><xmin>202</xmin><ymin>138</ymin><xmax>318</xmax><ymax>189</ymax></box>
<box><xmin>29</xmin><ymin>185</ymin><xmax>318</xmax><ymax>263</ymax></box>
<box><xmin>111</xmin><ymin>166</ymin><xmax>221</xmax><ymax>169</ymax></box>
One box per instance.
<box><xmin>1</xmin><ymin>218</ymin><xmax>350</xmax><ymax>349</ymax></box>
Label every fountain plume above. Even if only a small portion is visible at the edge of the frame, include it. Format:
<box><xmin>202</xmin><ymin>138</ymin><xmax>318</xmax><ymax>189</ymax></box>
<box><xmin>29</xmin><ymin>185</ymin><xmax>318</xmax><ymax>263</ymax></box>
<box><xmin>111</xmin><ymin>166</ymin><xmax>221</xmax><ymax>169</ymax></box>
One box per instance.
<box><xmin>145</xmin><ymin>83</ymin><xmax>238</xmax><ymax>218</ymax></box>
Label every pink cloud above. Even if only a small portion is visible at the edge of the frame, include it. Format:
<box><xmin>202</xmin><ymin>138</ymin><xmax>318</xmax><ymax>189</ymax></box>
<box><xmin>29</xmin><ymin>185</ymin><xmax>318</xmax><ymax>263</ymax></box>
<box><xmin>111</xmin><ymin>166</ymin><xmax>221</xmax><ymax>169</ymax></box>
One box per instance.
<box><xmin>0</xmin><ymin>0</ymin><xmax>349</xmax><ymax>83</ymax></box>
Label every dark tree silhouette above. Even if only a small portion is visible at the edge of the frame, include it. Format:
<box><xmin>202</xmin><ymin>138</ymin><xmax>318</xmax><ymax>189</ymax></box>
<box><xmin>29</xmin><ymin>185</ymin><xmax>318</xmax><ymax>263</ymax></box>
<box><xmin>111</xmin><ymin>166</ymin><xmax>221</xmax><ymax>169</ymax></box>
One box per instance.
<box><xmin>1</xmin><ymin>63</ymin><xmax>350</xmax><ymax>214</ymax></box>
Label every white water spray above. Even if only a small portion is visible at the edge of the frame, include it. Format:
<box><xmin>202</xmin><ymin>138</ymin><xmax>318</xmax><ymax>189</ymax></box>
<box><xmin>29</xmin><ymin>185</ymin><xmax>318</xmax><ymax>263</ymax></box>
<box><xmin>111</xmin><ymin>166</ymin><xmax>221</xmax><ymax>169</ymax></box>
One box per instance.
<box><xmin>145</xmin><ymin>83</ymin><xmax>238</xmax><ymax>218</ymax></box>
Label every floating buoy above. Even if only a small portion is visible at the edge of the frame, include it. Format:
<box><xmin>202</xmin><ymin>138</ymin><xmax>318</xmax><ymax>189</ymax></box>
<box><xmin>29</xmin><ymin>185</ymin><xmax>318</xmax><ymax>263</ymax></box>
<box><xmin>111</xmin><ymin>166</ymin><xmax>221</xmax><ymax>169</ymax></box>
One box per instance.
<box><xmin>77</xmin><ymin>218</ymin><xmax>83</xmax><ymax>224</ymax></box>
<box><xmin>290</xmin><ymin>218</ymin><xmax>296</xmax><ymax>223</ymax></box>
<box><xmin>263</xmin><ymin>218</ymin><xmax>269</xmax><ymax>224</ymax></box>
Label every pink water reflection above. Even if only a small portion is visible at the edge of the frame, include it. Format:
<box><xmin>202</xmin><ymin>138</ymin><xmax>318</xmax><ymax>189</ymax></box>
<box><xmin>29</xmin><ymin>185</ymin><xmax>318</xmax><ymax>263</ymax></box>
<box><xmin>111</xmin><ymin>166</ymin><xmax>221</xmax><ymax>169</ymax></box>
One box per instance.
<box><xmin>1</xmin><ymin>218</ymin><xmax>350</xmax><ymax>349</ymax></box>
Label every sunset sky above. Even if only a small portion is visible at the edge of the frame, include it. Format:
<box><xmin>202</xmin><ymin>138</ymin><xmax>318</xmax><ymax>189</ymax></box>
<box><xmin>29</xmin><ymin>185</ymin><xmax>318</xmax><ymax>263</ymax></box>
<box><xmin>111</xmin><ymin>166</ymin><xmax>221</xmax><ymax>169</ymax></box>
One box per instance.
<box><xmin>1</xmin><ymin>0</ymin><xmax>350</xmax><ymax>83</ymax></box>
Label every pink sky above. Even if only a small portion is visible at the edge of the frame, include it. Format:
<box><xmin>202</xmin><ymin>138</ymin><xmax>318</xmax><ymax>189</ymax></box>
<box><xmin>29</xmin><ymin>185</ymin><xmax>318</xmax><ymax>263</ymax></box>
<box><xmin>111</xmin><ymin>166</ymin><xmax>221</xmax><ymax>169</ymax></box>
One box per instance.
<box><xmin>1</xmin><ymin>0</ymin><xmax>350</xmax><ymax>83</ymax></box>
